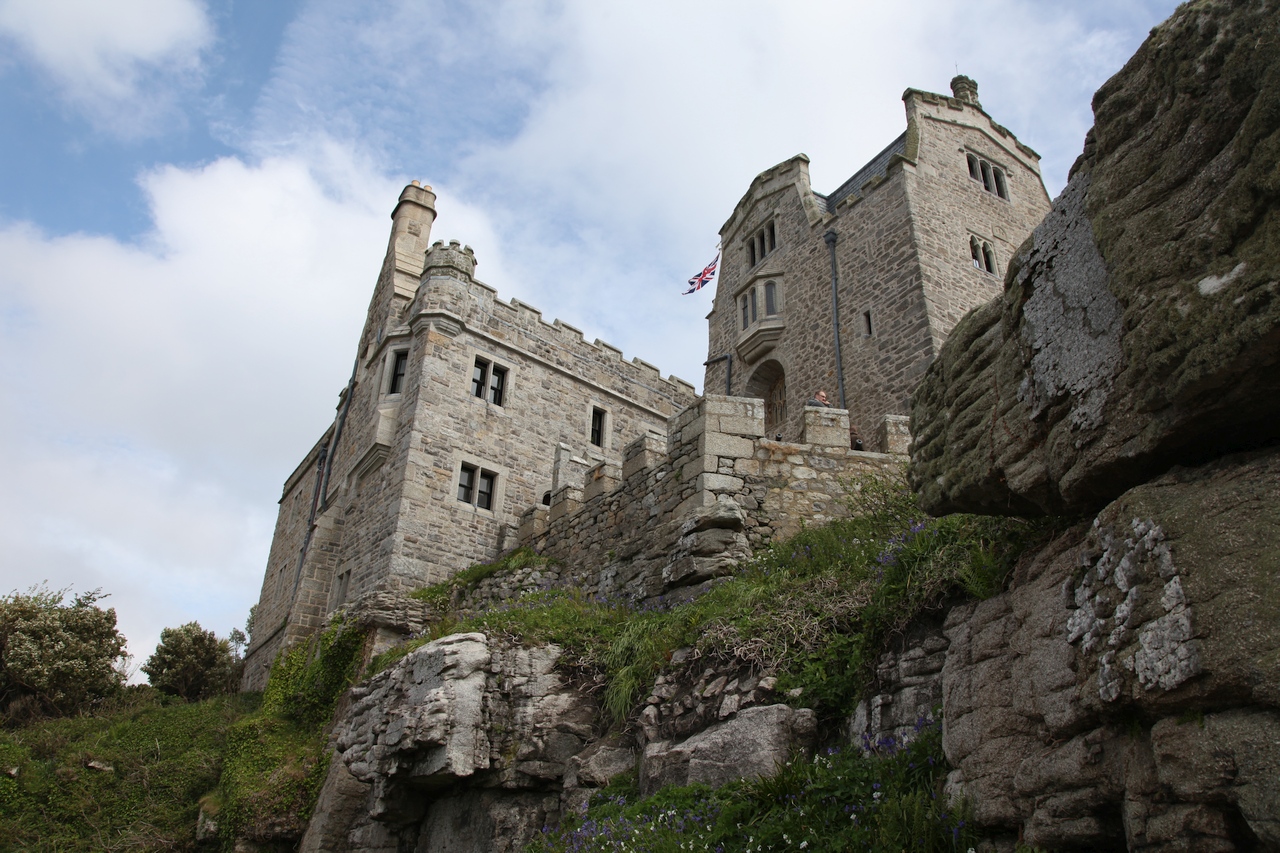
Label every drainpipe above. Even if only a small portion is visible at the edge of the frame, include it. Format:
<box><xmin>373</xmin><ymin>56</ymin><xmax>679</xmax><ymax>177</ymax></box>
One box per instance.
<box><xmin>320</xmin><ymin>358</ymin><xmax>359</xmax><ymax>507</ymax></box>
<box><xmin>290</xmin><ymin>441</ymin><xmax>328</xmax><ymax>600</ymax></box>
<box><xmin>704</xmin><ymin>353</ymin><xmax>732</xmax><ymax>396</ymax></box>
<box><xmin>824</xmin><ymin>230</ymin><xmax>848</xmax><ymax>409</ymax></box>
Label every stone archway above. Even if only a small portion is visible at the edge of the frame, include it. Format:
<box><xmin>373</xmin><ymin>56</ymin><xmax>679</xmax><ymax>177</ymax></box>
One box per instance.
<box><xmin>745</xmin><ymin>360</ymin><xmax>786</xmax><ymax>437</ymax></box>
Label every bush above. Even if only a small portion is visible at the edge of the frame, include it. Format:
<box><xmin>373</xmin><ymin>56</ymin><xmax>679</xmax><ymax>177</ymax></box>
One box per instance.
<box><xmin>143</xmin><ymin>622</ymin><xmax>242</xmax><ymax>701</ymax></box>
<box><xmin>214</xmin><ymin>616</ymin><xmax>366</xmax><ymax>844</ymax></box>
<box><xmin>0</xmin><ymin>587</ymin><xmax>127</xmax><ymax>723</ymax></box>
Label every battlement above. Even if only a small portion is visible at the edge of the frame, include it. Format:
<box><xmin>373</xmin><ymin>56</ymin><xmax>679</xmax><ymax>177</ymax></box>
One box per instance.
<box><xmin>512</xmin><ymin>396</ymin><xmax>908</xmax><ymax>607</ymax></box>
<box><xmin>406</xmin><ymin>242</ymin><xmax>696</xmax><ymax>401</ymax></box>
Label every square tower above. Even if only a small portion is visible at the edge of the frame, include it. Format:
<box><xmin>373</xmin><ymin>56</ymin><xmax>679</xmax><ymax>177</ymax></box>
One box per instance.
<box><xmin>705</xmin><ymin>77</ymin><xmax>1051</xmax><ymax>446</ymax></box>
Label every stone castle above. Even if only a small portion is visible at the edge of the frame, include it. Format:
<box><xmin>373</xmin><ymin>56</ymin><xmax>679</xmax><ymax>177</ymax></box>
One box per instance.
<box><xmin>243</xmin><ymin>76</ymin><xmax>1051</xmax><ymax>689</ymax></box>
<box><xmin>235</xmin><ymin>4</ymin><xmax>1280</xmax><ymax>847</ymax></box>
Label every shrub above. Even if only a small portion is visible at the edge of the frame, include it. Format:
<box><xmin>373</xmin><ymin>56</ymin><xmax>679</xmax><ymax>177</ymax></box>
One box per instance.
<box><xmin>0</xmin><ymin>587</ymin><xmax>127</xmax><ymax>723</ymax></box>
<box><xmin>142</xmin><ymin>621</ymin><xmax>242</xmax><ymax>701</ymax></box>
<box><xmin>215</xmin><ymin>615</ymin><xmax>366</xmax><ymax>844</ymax></box>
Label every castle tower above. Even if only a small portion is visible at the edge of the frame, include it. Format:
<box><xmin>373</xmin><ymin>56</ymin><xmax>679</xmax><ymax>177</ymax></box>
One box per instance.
<box><xmin>242</xmin><ymin>187</ymin><xmax>695</xmax><ymax>689</ymax></box>
<box><xmin>704</xmin><ymin>79</ymin><xmax>1051</xmax><ymax>447</ymax></box>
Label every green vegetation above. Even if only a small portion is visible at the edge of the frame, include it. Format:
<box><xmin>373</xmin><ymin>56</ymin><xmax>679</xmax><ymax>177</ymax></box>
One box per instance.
<box><xmin>0</xmin><ymin>587</ymin><xmax>128</xmax><ymax>724</ymax></box>
<box><xmin>530</xmin><ymin>717</ymin><xmax>974</xmax><ymax>852</ymax></box>
<box><xmin>143</xmin><ymin>621</ymin><xmax>243</xmax><ymax>701</ymax></box>
<box><xmin>0</xmin><ymin>473</ymin><xmax>1057</xmax><ymax>850</ymax></box>
<box><xmin>0</xmin><ymin>687</ymin><xmax>257</xmax><ymax>851</ymax></box>
<box><xmin>212</xmin><ymin>616</ymin><xmax>366</xmax><ymax>847</ymax></box>
<box><xmin>400</xmin><ymin>472</ymin><xmax>1056</xmax><ymax>726</ymax></box>
<box><xmin>0</xmin><ymin>616</ymin><xmax>364</xmax><ymax>852</ymax></box>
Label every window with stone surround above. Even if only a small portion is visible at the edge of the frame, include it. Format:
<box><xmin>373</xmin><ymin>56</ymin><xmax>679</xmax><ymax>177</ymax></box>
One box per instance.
<box><xmin>740</xmin><ymin>279</ymin><xmax>782</xmax><ymax>331</ymax></box>
<box><xmin>590</xmin><ymin>407</ymin><xmax>607</xmax><ymax>447</ymax></box>
<box><xmin>970</xmin><ymin>236</ymin><xmax>996</xmax><ymax>274</ymax></box>
<box><xmin>966</xmin><ymin>153</ymin><xmax>1008</xmax><ymax>200</ymax></box>
<box><xmin>457</xmin><ymin>463</ymin><xmax>497</xmax><ymax>510</ymax></box>
<box><xmin>746</xmin><ymin>220</ymin><xmax>777</xmax><ymax>267</ymax></box>
<box><xmin>387</xmin><ymin>349</ymin><xmax>409</xmax><ymax>395</ymax></box>
<box><xmin>471</xmin><ymin>357</ymin><xmax>508</xmax><ymax>406</ymax></box>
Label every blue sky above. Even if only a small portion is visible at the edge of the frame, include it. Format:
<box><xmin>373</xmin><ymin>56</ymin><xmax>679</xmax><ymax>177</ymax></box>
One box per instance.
<box><xmin>0</xmin><ymin>0</ymin><xmax>1182</xmax><ymax>676</ymax></box>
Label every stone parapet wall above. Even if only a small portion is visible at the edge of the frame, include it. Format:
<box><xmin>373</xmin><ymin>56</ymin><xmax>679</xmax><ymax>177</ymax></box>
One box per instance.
<box><xmin>510</xmin><ymin>395</ymin><xmax>903</xmax><ymax>607</ymax></box>
<box><xmin>409</xmin><ymin>241</ymin><xmax>696</xmax><ymax>412</ymax></box>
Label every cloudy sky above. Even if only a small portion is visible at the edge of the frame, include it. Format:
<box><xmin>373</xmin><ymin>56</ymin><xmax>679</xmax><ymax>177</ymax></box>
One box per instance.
<box><xmin>0</xmin><ymin>0</ymin><xmax>1182</xmax><ymax>676</ymax></box>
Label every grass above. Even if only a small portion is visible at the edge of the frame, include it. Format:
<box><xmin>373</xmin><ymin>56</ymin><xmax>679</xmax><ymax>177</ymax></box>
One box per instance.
<box><xmin>0</xmin><ymin>688</ymin><xmax>257</xmax><ymax>852</ymax></box>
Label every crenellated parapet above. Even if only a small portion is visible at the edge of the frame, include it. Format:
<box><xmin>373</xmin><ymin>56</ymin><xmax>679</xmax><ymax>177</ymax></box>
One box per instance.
<box><xmin>510</xmin><ymin>396</ymin><xmax>906</xmax><ymax>608</ymax></box>
<box><xmin>402</xmin><ymin>240</ymin><xmax>695</xmax><ymax>410</ymax></box>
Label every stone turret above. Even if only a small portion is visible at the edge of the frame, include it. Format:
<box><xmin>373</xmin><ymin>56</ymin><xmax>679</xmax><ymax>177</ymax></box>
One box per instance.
<box><xmin>949</xmin><ymin>74</ymin><xmax>980</xmax><ymax>107</ymax></box>
<box><xmin>423</xmin><ymin>239</ymin><xmax>477</xmax><ymax>282</ymax></box>
<box><xmin>388</xmin><ymin>181</ymin><xmax>438</xmax><ymax>287</ymax></box>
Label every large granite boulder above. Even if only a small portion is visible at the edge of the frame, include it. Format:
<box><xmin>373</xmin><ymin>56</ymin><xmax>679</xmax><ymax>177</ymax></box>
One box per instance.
<box><xmin>911</xmin><ymin>0</ymin><xmax>1280</xmax><ymax>516</ymax></box>
<box><xmin>941</xmin><ymin>447</ymin><xmax>1280</xmax><ymax>850</ymax></box>
<box><xmin>302</xmin><ymin>633</ymin><xmax>595</xmax><ymax>853</ymax></box>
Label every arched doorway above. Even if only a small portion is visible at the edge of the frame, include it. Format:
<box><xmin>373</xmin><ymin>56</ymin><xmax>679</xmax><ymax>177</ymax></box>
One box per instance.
<box><xmin>745</xmin><ymin>360</ymin><xmax>786</xmax><ymax>437</ymax></box>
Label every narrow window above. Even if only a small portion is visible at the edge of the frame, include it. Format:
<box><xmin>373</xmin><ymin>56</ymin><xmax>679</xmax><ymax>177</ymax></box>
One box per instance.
<box><xmin>749</xmin><ymin>288</ymin><xmax>757</xmax><ymax>324</ymax></box>
<box><xmin>971</xmin><ymin>237</ymin><xmax>982</xmax><ymax>269</ymax></box>
<box><xmin>471</xmin><ymin>359</ymin><xmax>488</xmax><ymax>398</ymax></box>
<box><xmin>967</xmin><ymin>153</ymin><xmax>980</xmax><ymax>181</ymax></box>
<box><xmin>541</xmin><ymin>491</ymin><xmax>552</xmax><ymax>506</ymax></box>
<box><xmin>334</xmin><ymin>570</ymin><xmax>351</xmax><ymax>607</ymax></box>
<box><xmin>764</xmin><ymin>281</ymin><xmax>777</xmax><ymax>315</ymax></box>
<box><xmin>757</xmin><ymin>233</ymin><xmax>766</xmax><ymax>261</ymax></box>
<box><xmin>457</xmin><ymin>464</ymin><xmax>476</xmax><ymax>503</ymax></box>
<box><xmin>863</xmin><ymin>310</ymin><xmax>873</xmax><ymax>336</ymax></box>
<box><xmin>767</xmin><ymin>222</ymin><xmax>776</xmax><ymax>252</ymax></box>
<box><xmin>487</xmin><ymin>365</ymin><xmax>507</xmax><ymax>406</ymax></box>
<box><xmin>993</xmin><ymin>169</ymin><xmax>1008</xmax><ymax>199</ymax></box>
<box><xmin>748</xmin><ymin>241</ymin><xmax>756</xmax><ymax>267</ymax></box>
<box><xmin>982</xmin><ymin>243</ymin><xmax>996</xmax><ymax>274</ymax></box>
<box><xmin>590</xmin><ymin>407</ymin><xmax>606</xmax><ymax>447</ymax></box>
<box><xmin>388</xmin><ymin>350</ymin><xmax>408</xmax><ymax>394</ymax></box>
<box><xmin>980</xmin><ymin>161</ymin><xmax>994</xmax><ymax>194</ymax></box>
<box><xmin>476</xmin><ymin>471</ymin><xmax>495</xmax><ymax>510</ymax></box>
<box><xmin>741</xmin><ymin>295</ymin><xmax>750</xmax><ymax>330</ymax></box>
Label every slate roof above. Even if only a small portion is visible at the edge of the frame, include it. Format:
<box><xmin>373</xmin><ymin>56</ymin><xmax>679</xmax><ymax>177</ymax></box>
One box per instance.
<box><xmin>817</xmin><ymin>132</ymin><xmax>907</xmax><ymax>213</ymax></box>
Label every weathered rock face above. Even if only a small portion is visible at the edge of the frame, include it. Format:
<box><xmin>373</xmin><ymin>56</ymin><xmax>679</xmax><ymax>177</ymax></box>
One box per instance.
<box><xmin>301</xmin><ymin>632</ymin><xmax>820</xmax><ymax>853</ymax></box>
<box><xmin>302</xmin><ymin>633</ymin><xmax>596</xmax><ymax>853</ymax></box>
<box><xmin>941</xmin><ymin>448</ymin><xmax>1280</xmax><ymax>850</ymax></box>
<box><xmin>640</xmin><ymin>704</ymin><xmax>816</xmax><ymax>796</ymax></box>
<box><xmin>911</xmin><ymin>0</ymin><xmax>1280</xmax><ymax>517</ymax></box>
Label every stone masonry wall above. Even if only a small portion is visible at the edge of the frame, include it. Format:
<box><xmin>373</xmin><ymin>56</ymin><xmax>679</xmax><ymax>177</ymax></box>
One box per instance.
<box><xmin>506</xmin><ymin>396</ymin><xmax>903</xmax><ymax>609</ymax></box>
<box><xmin>706</xmin><ymin>81</ymin><xmax>1049</xmax><ymax>449</ymax></box>
<box><xmin>245</xmin><ymin>222</ymin><xmax>697</xmax><ymax>688</ymax></box>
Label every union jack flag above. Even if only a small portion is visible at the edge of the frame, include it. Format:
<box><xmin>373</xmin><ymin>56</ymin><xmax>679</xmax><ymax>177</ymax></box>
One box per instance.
<box><xmin>683</xmin><ymin>253</ymin><xmax>719</xmax><ymax>294</ymax></box>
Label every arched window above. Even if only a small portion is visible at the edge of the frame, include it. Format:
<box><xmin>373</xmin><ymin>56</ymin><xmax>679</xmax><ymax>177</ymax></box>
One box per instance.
<box><xmin>970</xmin><ymin>237</ymin><xmax>996</xmax><ymax>274</ymax></box>
<box><xmin>965</xmin><ymin>152</ymin><xmax>1009</xmax><ymax>200</ymax></box>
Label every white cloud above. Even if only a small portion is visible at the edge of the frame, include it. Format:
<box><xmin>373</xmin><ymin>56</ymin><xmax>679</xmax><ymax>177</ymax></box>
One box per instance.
<box><xmin>0</xmin><ymin>0</ymin><xmax>212</xmax><ymax>136</ymax></box>
<box><xmin>0</xmin><ymin>140</ymin><xmax>410</xmax><ymax>669</ymax></box>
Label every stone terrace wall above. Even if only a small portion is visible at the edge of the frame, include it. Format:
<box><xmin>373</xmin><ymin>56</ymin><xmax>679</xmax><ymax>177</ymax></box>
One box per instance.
<box><xmin>508</xmin><ymin>395</ymin><xmax>903</xmax><ymax>608</ymax></box>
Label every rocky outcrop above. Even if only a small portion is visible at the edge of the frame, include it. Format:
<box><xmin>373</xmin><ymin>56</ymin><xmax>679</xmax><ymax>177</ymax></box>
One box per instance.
<box><xmin>938</xmin><ymin>447</ymin><xmax>1280</xmax><ymax>850</ymax></box>
<box><xmin>301</xmin><ymin>633</ymin><xmax>595</xmax><ymax>853</ymax></box>
<box><xmin>302</xmin><ymin>632</ymin><xmax>820</xmax><ymax>853</ymax></box>
<box><xmin>911</xmin><ymin>0</ymin><xmax>1280</xmax><ymax>517</ymax></box>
